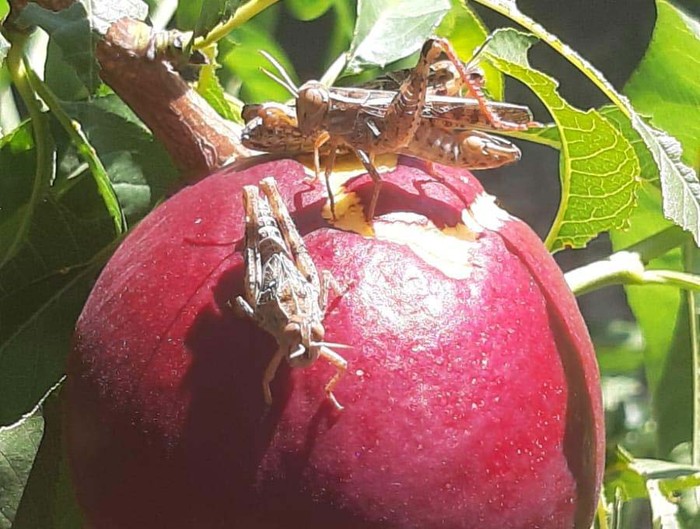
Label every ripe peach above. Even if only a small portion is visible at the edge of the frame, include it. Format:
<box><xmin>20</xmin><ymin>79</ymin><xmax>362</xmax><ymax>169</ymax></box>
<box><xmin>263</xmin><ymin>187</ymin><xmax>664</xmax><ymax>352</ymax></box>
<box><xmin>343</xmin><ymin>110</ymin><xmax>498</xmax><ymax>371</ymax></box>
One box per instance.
<box><xmin>66</xmin><ymin>159</ymin><xmax>603</xmax><ymax>529</ymax></box>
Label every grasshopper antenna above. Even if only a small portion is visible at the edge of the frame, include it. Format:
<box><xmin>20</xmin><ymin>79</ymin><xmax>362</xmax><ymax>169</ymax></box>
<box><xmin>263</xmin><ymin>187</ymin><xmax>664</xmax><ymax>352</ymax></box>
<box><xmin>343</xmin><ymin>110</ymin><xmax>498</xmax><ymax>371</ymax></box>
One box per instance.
<box><xmin>259</xmin><ymin>50</ymin><xmax>299</xmax><ymax>97</ymax></box>
<box><xmin>313</xmin><ymin>342</ymin><xmax>352</xmax><ymax>350</ymax></box>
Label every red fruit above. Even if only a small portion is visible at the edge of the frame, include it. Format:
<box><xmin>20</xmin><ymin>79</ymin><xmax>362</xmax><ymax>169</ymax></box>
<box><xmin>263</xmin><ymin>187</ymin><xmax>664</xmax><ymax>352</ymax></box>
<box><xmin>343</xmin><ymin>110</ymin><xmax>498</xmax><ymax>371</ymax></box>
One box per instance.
<box><xmin>66</xmin><ymin>159</ymin><xmax>604</xmax><ymax>529</ymax></box>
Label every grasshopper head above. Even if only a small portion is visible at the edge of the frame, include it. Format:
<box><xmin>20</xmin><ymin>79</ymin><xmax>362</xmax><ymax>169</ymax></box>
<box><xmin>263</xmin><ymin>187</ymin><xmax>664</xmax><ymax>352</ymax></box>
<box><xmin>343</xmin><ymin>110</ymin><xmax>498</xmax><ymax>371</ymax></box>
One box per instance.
<box><xmin>284</xmin><ymin>317</ymin><xmax>325</xmax><ymax>368</ymax></box>
<box><xmin>296</xmin><ymin>81</ymin><xmax>330</xmax><ymax>135</ymax></box>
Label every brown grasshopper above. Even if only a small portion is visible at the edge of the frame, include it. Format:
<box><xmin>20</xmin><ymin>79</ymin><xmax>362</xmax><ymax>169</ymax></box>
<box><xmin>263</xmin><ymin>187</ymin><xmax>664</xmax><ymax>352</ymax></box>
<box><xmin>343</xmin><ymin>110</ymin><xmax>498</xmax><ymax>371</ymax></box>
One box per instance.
<box><xmin>234</xmin><ymin>177</ymin><xmax>348</xmax><ymax>410</ymax></box>
<box><xmin>245</xmin><ymin>37</ymin><xmax>536</xmax><ymax>220</ymax></box>
<box><xmin>242</xmin><ymin>101</ymin><xmax>524</xmax><ymax>174</ymax></box>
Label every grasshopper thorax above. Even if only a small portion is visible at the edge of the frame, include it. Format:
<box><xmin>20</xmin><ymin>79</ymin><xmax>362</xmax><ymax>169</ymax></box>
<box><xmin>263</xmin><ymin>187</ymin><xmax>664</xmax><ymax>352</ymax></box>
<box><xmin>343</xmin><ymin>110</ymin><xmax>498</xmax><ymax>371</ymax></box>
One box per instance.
<box><xmin>296</xmin><ymin>81</ymin><xmax>330</xmax><ymax>136</ymax></box>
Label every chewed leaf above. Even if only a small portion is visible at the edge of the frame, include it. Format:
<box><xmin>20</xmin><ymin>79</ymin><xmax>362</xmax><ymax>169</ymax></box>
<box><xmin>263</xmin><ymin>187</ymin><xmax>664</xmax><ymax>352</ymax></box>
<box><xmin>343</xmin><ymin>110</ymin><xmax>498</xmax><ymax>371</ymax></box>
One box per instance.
<box><xmin>345</xmin><ymin>0</ymin><xmax>450</xmax><ymax>74</ymax></box>
<box><xmin>196</xmin><ymin>44</ymin><xmax>243</xmax><ymax>123</ymax></box>
<box><xmin>483</xmin><ymin>29</ymin><xmax>641</xmax><ymax>252</ymax></box>
<box><xmin>473</xmin><ymin>0</ymin><xmax>700</xmax><ymax>246</ymax></box>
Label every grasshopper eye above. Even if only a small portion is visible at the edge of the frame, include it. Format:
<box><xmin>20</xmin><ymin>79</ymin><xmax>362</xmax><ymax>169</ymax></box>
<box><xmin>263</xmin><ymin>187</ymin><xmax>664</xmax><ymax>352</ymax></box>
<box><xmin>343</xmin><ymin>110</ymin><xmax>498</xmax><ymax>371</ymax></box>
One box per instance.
<box><xmin>297</xmin><ymin>81</ymin><xmax>329</xmax><ymax>135</ymax></box>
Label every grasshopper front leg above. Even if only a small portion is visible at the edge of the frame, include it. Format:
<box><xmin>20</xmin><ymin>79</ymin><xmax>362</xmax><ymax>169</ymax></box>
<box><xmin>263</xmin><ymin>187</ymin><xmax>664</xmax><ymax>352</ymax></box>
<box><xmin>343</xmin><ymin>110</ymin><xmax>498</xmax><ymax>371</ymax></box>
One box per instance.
<box><xmin>262</xmin><ymin>346</ymin><xmax>287</xmax><ymax>406</ymax></box>
<box><xmin>319</xmin><ymin>346</ymin><xmax>348</xmax><ymax>411</ymax></box>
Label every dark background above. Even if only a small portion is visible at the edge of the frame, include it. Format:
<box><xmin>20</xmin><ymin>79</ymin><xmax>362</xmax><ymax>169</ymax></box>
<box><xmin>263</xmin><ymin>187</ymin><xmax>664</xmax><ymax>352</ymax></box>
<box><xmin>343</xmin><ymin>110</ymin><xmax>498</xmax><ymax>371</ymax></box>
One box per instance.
<box><xmin>274</xmin><ymin>0</ymin><xmax>696</xmax><ymax>326</ymax></box>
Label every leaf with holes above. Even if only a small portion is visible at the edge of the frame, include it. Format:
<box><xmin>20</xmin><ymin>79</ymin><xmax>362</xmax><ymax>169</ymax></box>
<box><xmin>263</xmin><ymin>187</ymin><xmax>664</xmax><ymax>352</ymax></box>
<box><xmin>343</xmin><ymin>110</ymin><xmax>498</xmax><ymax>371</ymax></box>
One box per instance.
<box><xmin>483</xmin><ymin>29</ymin><xmax>641</xmax><ymax>252</ymax></box>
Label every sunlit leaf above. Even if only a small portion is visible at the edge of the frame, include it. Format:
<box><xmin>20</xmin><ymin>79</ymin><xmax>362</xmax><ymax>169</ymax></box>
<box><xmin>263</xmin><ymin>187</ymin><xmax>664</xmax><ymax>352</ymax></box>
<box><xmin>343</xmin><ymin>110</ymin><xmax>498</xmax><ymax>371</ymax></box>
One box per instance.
<box><xmin>196</xmin><ymin>44</ymin><xmax>244</xmax><ymax>123</ymax></box>
<box><xmin>473</xmin><ymin>0</ymin><xmax>700</xmax><ymax>246</ymax></box>
<box><xmin>625</xmin><ymin>0</ymin><xmax>700</xmax><ymax>168</ymax></box>
<box><xmin>345</xmin><ymin>0</ymin><xmax>450</xmax><ymax>74</ymax></box>
<box><xmin>483</xmin><ymin>29</ymin><xmax>641</xmax><ymax>252</ymax></box>
<box><xmin>610</xmin><ymin>0</ymin><xmax>700</xmax><ymax>460</ymax></box>
<box><xmin>0</xmin><ymin>0</ymin><xmax>8</xmax><ymax>22</ymax></box>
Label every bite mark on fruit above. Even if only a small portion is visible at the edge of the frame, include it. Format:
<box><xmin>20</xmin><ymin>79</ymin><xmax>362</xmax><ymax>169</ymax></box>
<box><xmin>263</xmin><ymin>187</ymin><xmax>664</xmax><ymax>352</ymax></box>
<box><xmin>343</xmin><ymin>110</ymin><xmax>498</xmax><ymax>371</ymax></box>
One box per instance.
<box><xmin>371</xmin><ymin>212</ymin><xmax>482</xmax><ymax>279</ymax></box>
<box><xmin>465</xmin><ymin>191</ymin><xmax>512</xmax><ymax>231</ymax></box>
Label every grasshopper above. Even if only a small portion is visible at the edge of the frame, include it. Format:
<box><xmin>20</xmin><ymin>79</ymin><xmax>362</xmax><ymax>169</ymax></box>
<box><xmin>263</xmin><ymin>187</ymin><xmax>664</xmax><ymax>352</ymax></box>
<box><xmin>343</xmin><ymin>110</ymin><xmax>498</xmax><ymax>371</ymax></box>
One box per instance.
<box><xmin>242</xmin><ymin>101</ymin><xmax>524</xmax><ymax>174</ymax></box>
<box><xmin>234</xmin><ymin>177</ymin><xmax>348</xmax><ymax>410</ymax></box>
<box><xmin>244</xmin><ymin>37</ymin><xmax>536</xmax><ymax>220</ymax></box>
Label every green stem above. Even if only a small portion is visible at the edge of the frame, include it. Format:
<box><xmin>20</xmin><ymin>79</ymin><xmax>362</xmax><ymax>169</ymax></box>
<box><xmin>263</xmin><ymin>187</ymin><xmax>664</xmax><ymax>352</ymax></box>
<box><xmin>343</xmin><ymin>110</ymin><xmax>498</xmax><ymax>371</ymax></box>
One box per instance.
<box><xmin>195</xmin><ymin>0</ymin><xmax>280</xmax><ymax>49</ymax></box>
<box><xmin>23</xmin><ymin>64</ymin><xmax>126</xmax><ymax>234</ymax></box>
<box><xmin>566</xmin><ymin>225</ymin><xmax>693</xmax><ymax>295</ymax></box>
<box><xmin>470</xmin><ymin>0</ymin><xmax>634</xmax><ymax>119</ymax></box>
<box><xmin>566</xmin><ymin>251</ymin><xmax>700</xmax><ymax>296</ymax></box>
<box><xmin>1</xmin><ymin>32</ymin><xmax>55</xmax><ymax>270</ymax></box>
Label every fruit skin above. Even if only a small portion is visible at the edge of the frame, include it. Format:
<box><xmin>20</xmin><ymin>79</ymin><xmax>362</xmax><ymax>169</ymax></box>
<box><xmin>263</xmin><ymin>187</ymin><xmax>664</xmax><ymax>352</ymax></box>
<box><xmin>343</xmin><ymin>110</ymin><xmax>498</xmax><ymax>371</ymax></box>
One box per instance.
<box><xmin>66</xmin><ymin>159</ymin><xmax>604</xmax><ymax>529</ymax></box>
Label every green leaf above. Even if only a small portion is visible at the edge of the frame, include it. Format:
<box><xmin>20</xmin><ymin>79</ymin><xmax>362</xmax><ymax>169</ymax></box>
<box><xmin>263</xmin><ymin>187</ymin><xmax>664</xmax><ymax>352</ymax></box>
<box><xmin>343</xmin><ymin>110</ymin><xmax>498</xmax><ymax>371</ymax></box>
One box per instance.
<box><xmin>176</xmin><ymin>0</ymin><xmax>206</xmax><ymax>29</ymax></box>
<box><xmin>0</xmin><ymin>391</ymin><xmax>45</xmax><ymax>528</ymax></box>
<box><xmin>24</xmin><ymin>68</ymin><xmax>126</xmax><ymax>233</ymax></box>
<box><xmin>609</xmin><ymin>183</ymin><xmax>689</xmax><ymax>457</ymax></box>
<box><xmin>195</xmin><ymin>0</ymin><xmax>242</xmax><ymax>39</ymax></box>
<box><xmin>327</xmin><ymin>0</ymin><xmax>355</xmax><ymax>65</ymax></box>
<box><xmin>15</xmin><ymin>1</ymin><xmax>148</xmax><ymax>93</ymax></box>
<box><xmin>613</xmin><ymin>0</ymin><xmax>700</xmax><ymax>460</ymax></box>
<box><xmin>0</xmin><ymin>0</ymin><xmax>8</xmax><ymax>22</ymax></box>
<box><xmin>0</xmin><ymin>122</ymin><xmax>36</xmax><ymax>266</ymax></box>
<box><xmin>482</xmin><ymin>29</ymin><xmax>641</xmax><ymax>252</ymax></box>
<box><xmin>606</xmin><ymin>446</ymin><xmax>700</xmax><ymax>494</ymax></box>
<box><xmin>220</xmin><ymin>25</ymin><xmax>298</xmax><ymax>103</ymax></box>
<box><xmin>625</xmin><ymin>0</ymin><xmax>700</xmax><ymax>168</ymax></box>
<box><xmin>16</xmin><ymin>4</ymin><xmax>100</xmax><ymax>93</ymax></box>
<box><xmin>436</xmin><ymin>0</ymin><xmax>503</xmax><ymax>100</ymax></box>
<box><xmin>345</xmin><ymin>0</ymin><xmax>451</xmax><ymax>74</ymax></box>
<box><xmin>286</xmin><ymin>0</ymin><xmax>333</xmax><ymax>21</ymax></box>
<box><xmin>0</xmin><ymin>237</ymin><xmax>110</xmax><ymax>426</ymax></box>
<box><xmin>0</xmin><ymin>122</ymin><xmax>117</xmax><ymax>425</ymax></box>
<box><xmin>599</xmin><ymin>106</ymin><xmax>658</xmax><ymax>183</ymax></box>
<box><xmin>473</xmin><ymin>0</ymin><xmax>700</xmax><ymax>247</ymax></box>
<box><xmin>12</xmin><ymin>382</ymin><xmax>83</xmax><ymax>529</ymax></box>
<box><xmin>196</xmin><ymin>45</ymin><xmax>244</xmax><ymax>123</ymax></box>
<box><xmin>610</xmin><ymin>186</ymin><xmax>680</xmax><ymax>389</ymax></box>
<box><xmin>61</xmin><ymin>95</ymin><xmax>179</xmax><ymax>223</ymax></box>
<box><xmin>655</xmin><ymin>300</ymin><xmax>693</xmax><ymax>458</ymax></box>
